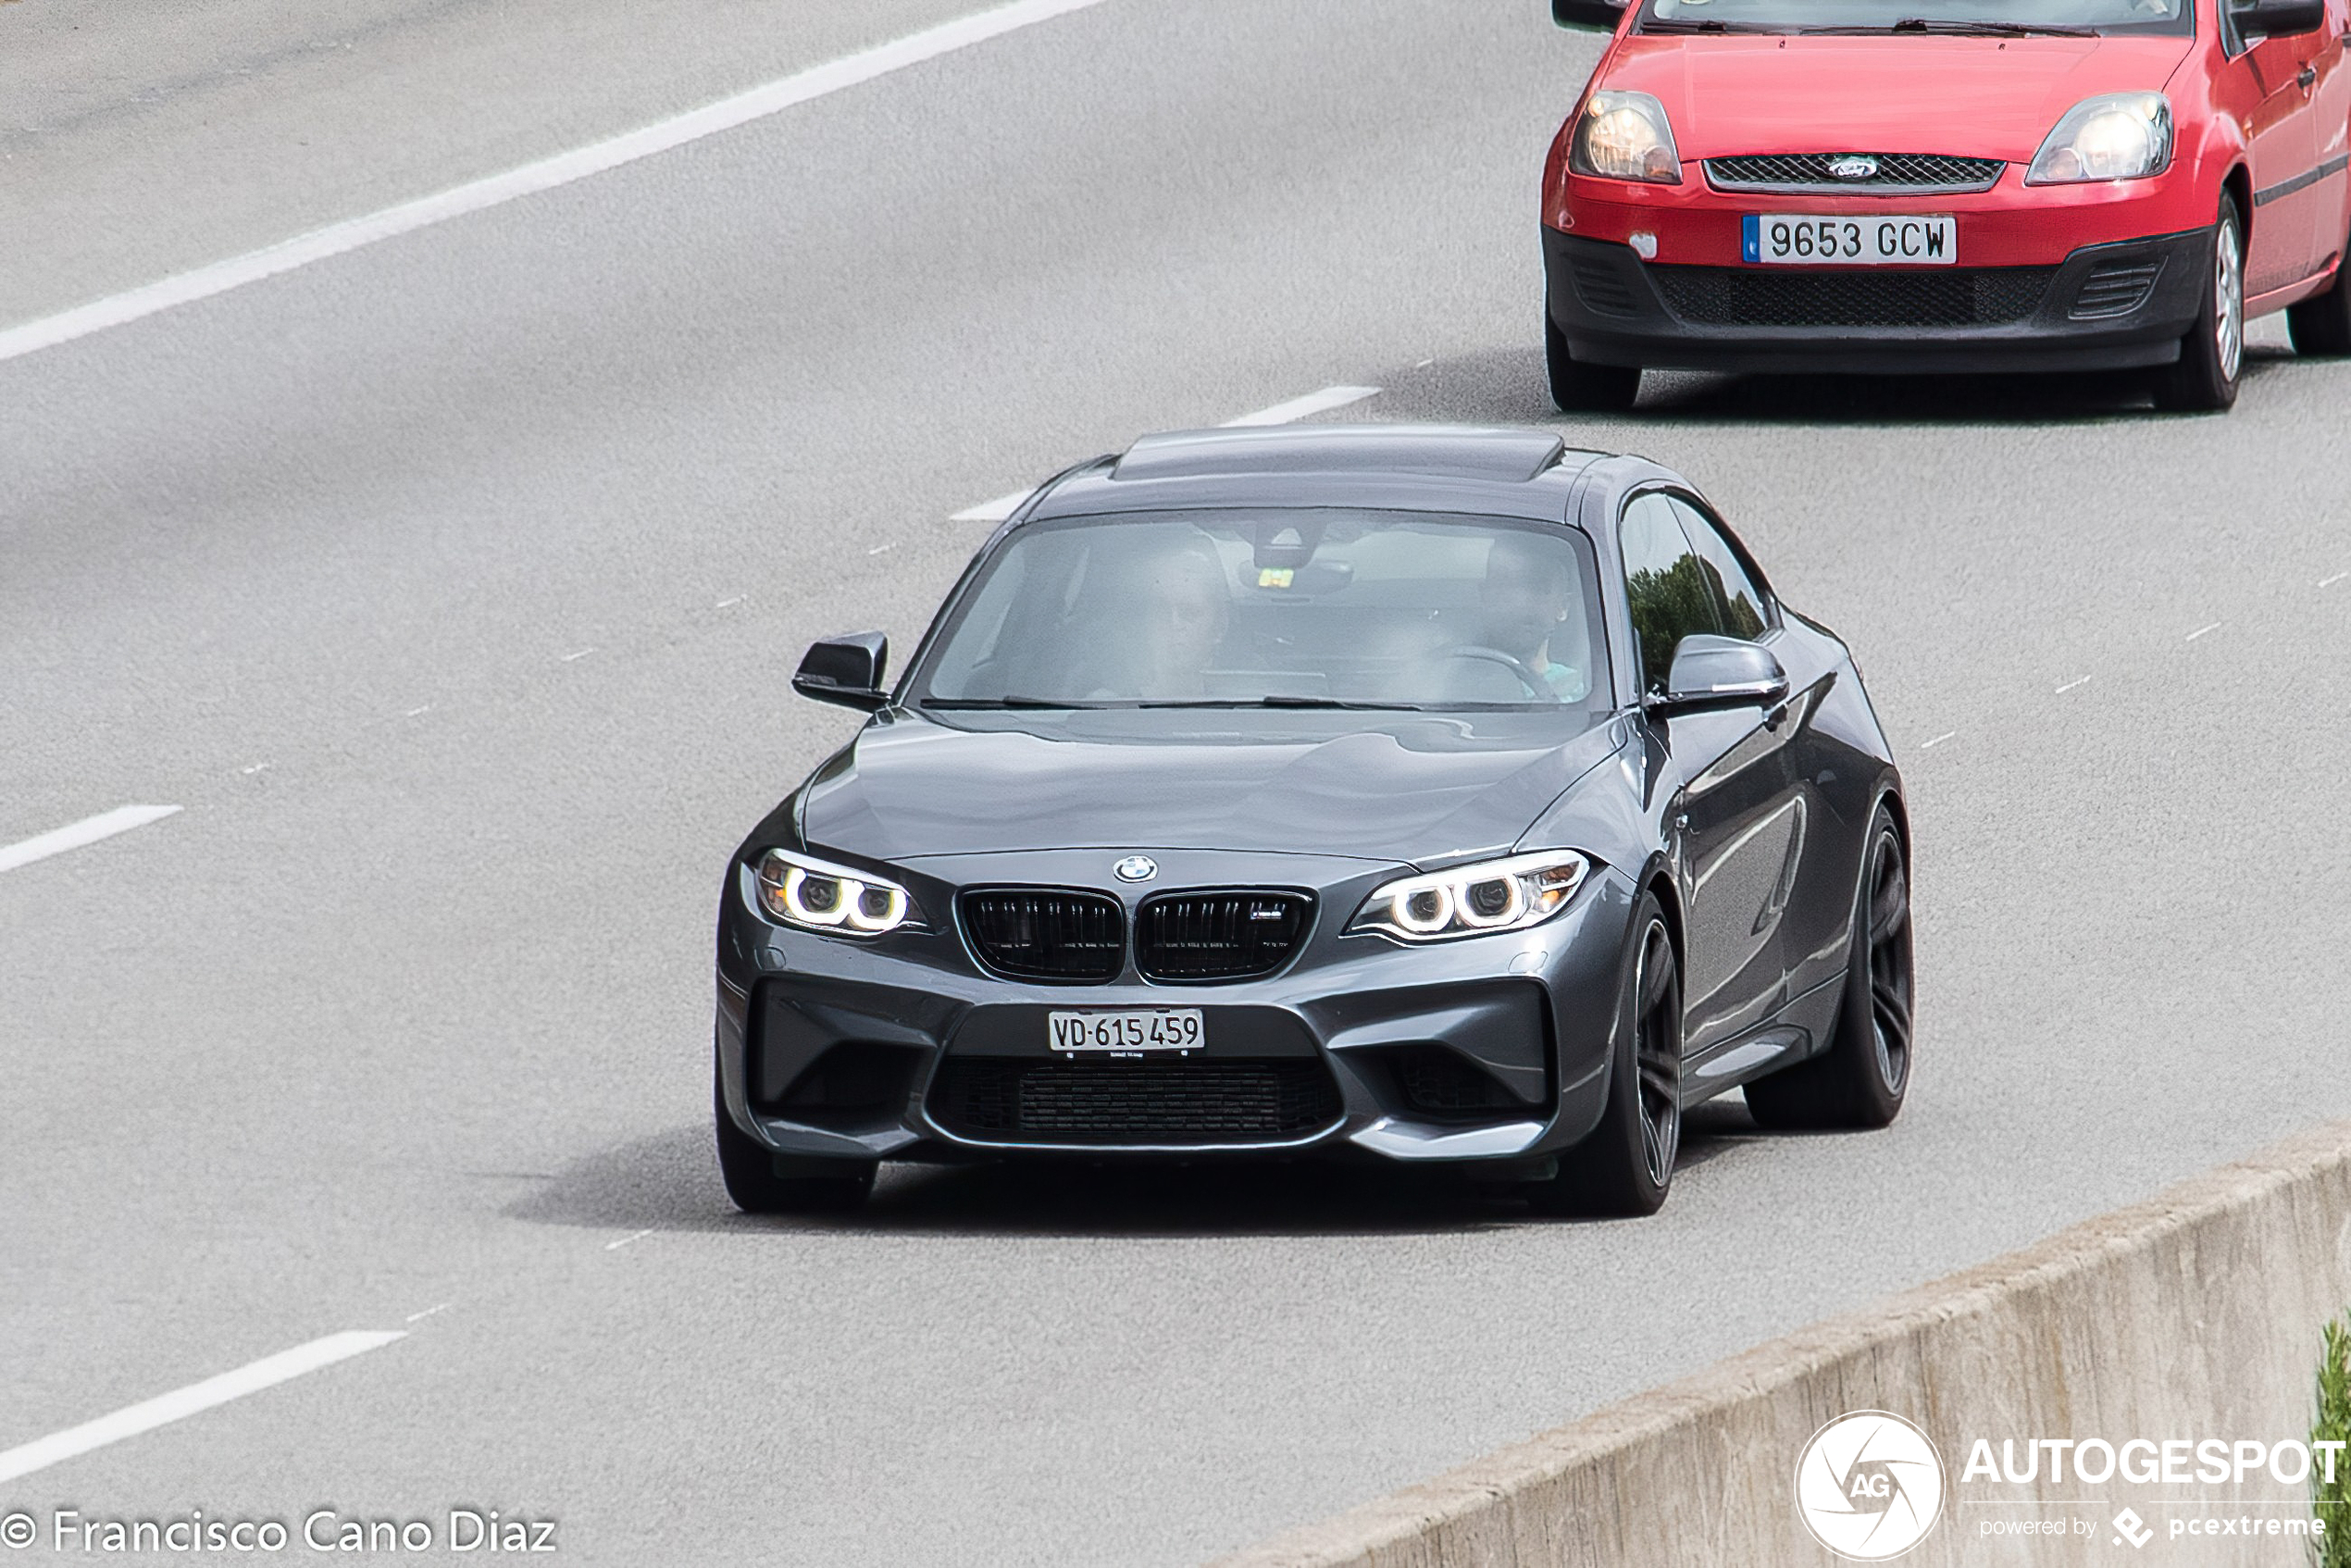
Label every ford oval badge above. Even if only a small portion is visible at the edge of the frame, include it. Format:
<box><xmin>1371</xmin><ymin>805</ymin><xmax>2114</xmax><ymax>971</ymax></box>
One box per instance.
<box><xmin>1827</xmin><ymin>156</ymin><xmax>1879</xmax><ymax>181</ymax></box>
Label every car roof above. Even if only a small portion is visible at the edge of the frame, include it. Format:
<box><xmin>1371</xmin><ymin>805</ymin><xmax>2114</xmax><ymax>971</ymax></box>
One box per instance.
<box><xmin>1023</xmin><ymin>424</ymin><xmax>1614</xmax><ymax>523</ymax></box>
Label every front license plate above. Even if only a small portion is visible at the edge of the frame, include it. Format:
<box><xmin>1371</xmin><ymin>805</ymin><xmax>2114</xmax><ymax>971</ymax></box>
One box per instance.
<box><xmin>1743</xmin><ymin>213</ymin><xmax>1957</xmax><ymax>266</ymax></box>
<box><xmin>1047</xmin><ymin>1009</ymin><xmax>1205</xmax><ymax>1052</ymax></box>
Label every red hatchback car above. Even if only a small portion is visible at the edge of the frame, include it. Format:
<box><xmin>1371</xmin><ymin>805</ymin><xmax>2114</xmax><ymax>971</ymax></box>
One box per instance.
<box><xmin>1542</xmin><ymin>0</ymin><xmax>2351</xmax><ymax>409</ymax></box>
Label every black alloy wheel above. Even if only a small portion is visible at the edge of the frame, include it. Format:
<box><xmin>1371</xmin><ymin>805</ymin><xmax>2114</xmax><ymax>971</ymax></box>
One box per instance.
<box><xmin>714</xmin><ymin>1047</ymin><xmax>877</xmax><ymax>1214</ymax></box>
<box><xmin>1747</xmin><ymin>805</ymin><xmax>1913</xmax><ymax>1130</ymax></box>
<box><xmin>1537</xmin><ymin>892</ymin><xmax>1681</xmax><ymax>1215</ymax></box>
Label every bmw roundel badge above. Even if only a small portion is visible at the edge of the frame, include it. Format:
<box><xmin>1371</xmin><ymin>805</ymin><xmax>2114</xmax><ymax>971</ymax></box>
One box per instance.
<box><xmin>1113</xmin><ymin>855</ymin><xmax>1158</xmax><ymax>882</ymax></box>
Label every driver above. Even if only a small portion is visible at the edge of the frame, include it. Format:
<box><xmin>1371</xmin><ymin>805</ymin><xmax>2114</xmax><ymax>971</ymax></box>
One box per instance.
<box><xmin>1451</xmin><ymin>534</ymin><xmax>1591</xmax><ymax>702</ymax></box>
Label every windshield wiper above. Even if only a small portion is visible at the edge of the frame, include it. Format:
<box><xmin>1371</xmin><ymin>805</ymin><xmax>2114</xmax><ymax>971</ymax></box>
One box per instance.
<box><xmin>1803</xmin><ymin>16</ymin><xmax>2096</xmax><ymax>33</ymax></box>
<box><xmin>1137</xmin><ymin>696</ymin><xmax>1429</xmax><ymax>711</ymax></box>
<box><xmin>919</xmin><ymin>695</ymin><xmax>1123</xmax><ymax>710</ymax></box>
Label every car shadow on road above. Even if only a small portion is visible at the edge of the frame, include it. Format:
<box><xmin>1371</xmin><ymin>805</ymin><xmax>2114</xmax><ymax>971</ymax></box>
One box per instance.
<box><xmin>1380</xmin><ymin>342</ymin><xmax>2297</xmax><ymax>429</ymax></box>
<box><xmin>503</xmin><ymin>1099</ymin><xmax>1766</xmax><ymax>1239</ymax></box>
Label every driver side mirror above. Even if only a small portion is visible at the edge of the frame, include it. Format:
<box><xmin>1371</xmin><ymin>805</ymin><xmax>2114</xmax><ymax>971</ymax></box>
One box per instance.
<box><xmin>793</xmin><ymin>632</ymin><xmax>890</xmax><ymax>712</ymax></box>
<box><xmin>1553</xmin><ymin>0</ymin><xmax>1630</xmax><ymax>28</ymax></box>
<box><xmin>2232</xmin><ymin>0</ymin><xmax>2326</xmax><ymax>35</ymax></box>
<box><xmin>1647</xmin><ymin>634</ymin><xmax>1788</xmax><ymax>717</ymax></box>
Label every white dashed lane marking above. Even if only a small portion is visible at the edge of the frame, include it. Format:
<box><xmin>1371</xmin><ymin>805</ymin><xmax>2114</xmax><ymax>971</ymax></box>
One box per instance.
<box><xmin>2185</xmin><ymin>621</ymin><xmax>2222</xmax><ymax>641</ymax></box>
<box><xmin>1918</xmin><ymin>731</ymin><xmax>1957</xmax><ymax>751</ymax></box>
<box><xmin>0</xmin><ymin>805</ymin><xmax>182</xmax><ymax>876</ymax></box>
<box><xmin>2055</xmin><ymin>676</ymin><xmax>2092</xmax><ymax>694</ymax></box>
<box><xmin>0</xmin><ymin>1332</ymin><xmax>404</xmax><ymax>1485</ymax></box>
<box><xmin>0</xmin><ymin>0</ymin><xmax>1123</xmax><ymax>366</ymax></box>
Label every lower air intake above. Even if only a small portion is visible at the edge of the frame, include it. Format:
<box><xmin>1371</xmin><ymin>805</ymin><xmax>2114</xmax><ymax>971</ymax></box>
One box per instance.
<box><xmin>929</xmin><ymin>1058</ymin><xmax>1342</xmax><ymax>1144</ymax></box>
<box><xmin>1651</xmin><ymin>266</ymin><xmax>2058</xmax><ymax>328</ymax></box>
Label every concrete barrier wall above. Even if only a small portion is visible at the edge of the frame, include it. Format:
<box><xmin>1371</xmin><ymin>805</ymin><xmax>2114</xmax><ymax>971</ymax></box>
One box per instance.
<box><xmin>1213</xmin><ymin>1122</ymin><xmax>2351</xmax><ymax>1568</ymax></box>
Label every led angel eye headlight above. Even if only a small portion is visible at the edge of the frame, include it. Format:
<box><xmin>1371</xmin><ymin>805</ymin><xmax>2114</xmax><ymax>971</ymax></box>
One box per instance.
<box><xmin>755</xmin><ymin>850</ymin><xmax>920</xmax><ymax>937</ymax></box>
<box><xmin>2027</xmin><ymin>93</ymin><xmax>2172</xmax><ymax>185</ymax></box>
<box><xmin>1349</xmin><ymin>852</ymin><xmax>1592</xmax><ymax>943</ymax></box>
<box><xmin>1570</xmin><ymin>91</ymin><xmax>1683</xmax><ymax>186</ymax></box>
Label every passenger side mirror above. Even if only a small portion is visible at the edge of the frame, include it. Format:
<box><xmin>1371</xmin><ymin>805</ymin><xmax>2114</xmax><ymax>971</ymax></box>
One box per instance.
<box><xmin>1647</xmin><ymin>635</ymin><xmax>1788</xmax><ymax>717</ymax></box>
<box><xmin>793</xmin><ymin>632</ymin><xmax>890</xmax><ymax>712</ymax></box>
<box><xmin>2231</xmin><ymin>0</ymin><xmax>2325</xmax><ymax>35</ymax></box>
<box><xmin>1553</xmin><ymin>0</ymin><xmax>1630</xmax><ymax>29</ymax></box>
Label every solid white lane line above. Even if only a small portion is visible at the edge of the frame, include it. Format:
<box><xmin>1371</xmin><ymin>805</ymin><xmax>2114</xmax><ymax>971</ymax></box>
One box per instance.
<box><xmin>2185</xmin><ymin>621</ymin><xmax>2221</xmax><ymax>641</ymax></box>
<box><xmin>0</xmin><ymin>0</ymin><xmax>1118</xmax><ymax>366</ymax></box>
<box><xmin>2322</xmin><ymin>572</ymin><xmax>2346</xmax><ymax>589</ymax></box>
<box><xmin>0</xmin><ymin>805</ymin><xmax>180</xmax><ymax>877</ymax></box>
<box><xmin>1919</xmin><ymin>731</ymin><xmax>1957</xmax><ymax>750</ymax></box>
<box><xmin>0</xmin><ymin>1332</ymin><xmax>404</xmax><ymax>1486</ymax></box>
<box><xmin>1219</xmin><ymin>385</ymin><xmax>1382</xmax><ymax>428</ymax></box>
<box><xmin>950</xmin><ymin>386</ymin><xmax>1386</xmax><ymax>521</ymax></box>
<box><xmin>2055</xmin><ymin>676</ymin><xmax>2092</xmax><ymax>694</ymax></box>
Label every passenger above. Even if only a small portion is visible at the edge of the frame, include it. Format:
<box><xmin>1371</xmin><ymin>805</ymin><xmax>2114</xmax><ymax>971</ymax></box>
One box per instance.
<box><xmin>1082</xmin><ymin>533</ymin><xmax>1232</xmax><ymax>699</ymax></box>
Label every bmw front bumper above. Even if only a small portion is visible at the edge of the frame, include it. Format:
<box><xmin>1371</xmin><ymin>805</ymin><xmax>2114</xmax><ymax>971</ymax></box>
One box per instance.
<box><xmin>1544</xmin><ymin>226</ymin><xmax>2211</xmax><ymax>376</ymax></box>
<box><xmin>715</xmin><ymin>849</ymin><xmax>1642</xmax><ymax>1168</ymax></box>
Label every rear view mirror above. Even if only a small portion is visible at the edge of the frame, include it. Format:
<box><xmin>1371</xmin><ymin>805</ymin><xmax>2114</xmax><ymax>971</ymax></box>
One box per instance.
<box><xmin>1554</xmin><ymin>0</ymin><xmax>1630</xmax><ymax>28</ymax></box>
<box><xmin>793</xmin><ymin>632</ymin><xmax>890</xmax><ymax>712</ymax></box>
<box><xmin>2232</xmin><ymin>0</ymin><xmax>2325</xmax><ymax>34</ymax></box>
<box><xmin>1648</xmin><ymin>635</ymin><xmax>1788</xmax><ymax>717</ymax></box>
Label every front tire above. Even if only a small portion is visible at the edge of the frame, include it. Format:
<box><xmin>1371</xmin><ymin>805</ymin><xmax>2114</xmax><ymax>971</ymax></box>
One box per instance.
<box><xmin>1546</xmin><ymin>312</ymin><xmax>1642</xmax><ymax>413</ymax></box>
<box><xmin>1534</xmin><ymin>894</ymin><xmax>1680</xmax><ymax>1216</ymax></box>
<box><xmin>715</xmin><ymin>1052</ymin><xmax>877</xmax><ymax>1214</ymax></box>
<box><xmin>2286</xmin><ymin>208</ymin><xmax>2351</xmax><ymax>357</ymax></box>
<box><xmin>1746</xmin><ymin>804</ymin><xmax>1913</xmax><ymax>1131</ymax></box>
<box><xmin>2151</xmin><ymin>195</ymin><xmax>2245</xmax><ymax>412</ymax></box>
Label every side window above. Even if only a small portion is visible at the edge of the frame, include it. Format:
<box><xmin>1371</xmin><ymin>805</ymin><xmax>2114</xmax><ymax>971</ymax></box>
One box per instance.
<box><xmin>1667</xmin><ymin>497</ymin><xmax>1772</xmax><ymax>641</ymax></box>
<box><xmin>1618</xmin><ymin>492</ymin><xmax>1724</xmax><ymax>692</ymax></box>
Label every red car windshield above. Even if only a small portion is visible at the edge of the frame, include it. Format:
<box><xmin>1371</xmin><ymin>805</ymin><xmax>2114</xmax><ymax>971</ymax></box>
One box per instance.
<box><xmin>1636</xmin><ymin>0</ymin><xmax>2190</xmax><ymax>33</ymax></box>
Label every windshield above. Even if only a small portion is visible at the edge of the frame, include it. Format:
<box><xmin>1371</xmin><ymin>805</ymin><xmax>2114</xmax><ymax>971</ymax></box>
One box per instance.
<box><xmin>912</xmin><ymin>510</ymin><xmax>1611</xmax><ymax>713</ymax></box>
<box><xmin>1637</xmin><ymin>0</ymin><xmax>2188</xmax><ymax>33</ymax></box>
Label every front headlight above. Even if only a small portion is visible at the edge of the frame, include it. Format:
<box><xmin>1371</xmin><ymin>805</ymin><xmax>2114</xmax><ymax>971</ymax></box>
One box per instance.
<box><xmin>753</xmin><ymin>848</ymin><xmax>922</xmax><ymax>936</ymax></box>
<box><xmin>1571</xmin><ymin>91</ymin><xmax>1683</xmax><ymax>186</ymax></box>
<box><xmin>2026</xmin><ymin>93</ymin><xmax>2172</xmax><ymax>185</ymax></box>
<box><xmin>1347</xmin><ymin>852</ymin><xmax>1592</xmax><ymax>943</ymax></box>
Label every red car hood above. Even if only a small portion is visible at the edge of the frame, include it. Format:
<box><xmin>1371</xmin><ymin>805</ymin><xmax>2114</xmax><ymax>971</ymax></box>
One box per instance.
<box><xmin>1601</xmin><ymin>34</ymin><xmax>2195</xmax><ymax>164</ymax></box>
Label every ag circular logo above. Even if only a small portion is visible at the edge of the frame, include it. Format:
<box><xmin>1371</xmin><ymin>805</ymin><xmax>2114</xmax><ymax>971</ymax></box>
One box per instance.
<box><xmin>1113</xmin><ymin>855</ymin><xmax>1157</xmax><ymax>882</ymax></box>
<box><xmin>1794</xmin><ymin>1411</ymin><xmax>1945</xmax><ymax>1561</ymax></box>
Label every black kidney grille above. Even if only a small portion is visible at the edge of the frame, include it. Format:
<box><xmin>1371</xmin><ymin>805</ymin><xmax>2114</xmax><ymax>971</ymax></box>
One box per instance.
<box><xmin>1651</xmin><ymin>266</ymin><xmax>2057</xmax><ymax>328</ymax></box>
<box><xmin>2070</xmin><ymin>259</ymin><xmax>2165</xmax><ymax>319</ymax></box>
<box><xmin>1135</xmin><ymin>892</ymin><xmax>1312</xmax><ymax>981</ymax></box>
<box><xmin>930</xmin><ymin>1058</ymin><xmax>1341</xmax><ymax>1143</ymax></box>
<box><xmin>960</xmin><ymin>890</ymin><xmax>1125</xmax><ymax>981</ymax></box>
<box><xmin>1705</xmin><ymin>153</ymin><xmax>2004</xmax><ymax>193</ymax></box>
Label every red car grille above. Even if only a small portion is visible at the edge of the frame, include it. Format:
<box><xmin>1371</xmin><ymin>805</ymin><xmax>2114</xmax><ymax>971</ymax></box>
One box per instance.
<box><xmin>1705</xmin><ymin>154</ymin><xmax>2005</xmax><ymax>194</ymax></box>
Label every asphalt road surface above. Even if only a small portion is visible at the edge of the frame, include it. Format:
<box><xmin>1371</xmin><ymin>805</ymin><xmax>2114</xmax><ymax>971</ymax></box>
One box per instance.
<box><xmin>4</xmin><ymin>0</ymin><xmax>2347</xmax><ymax>1562</ymax></box>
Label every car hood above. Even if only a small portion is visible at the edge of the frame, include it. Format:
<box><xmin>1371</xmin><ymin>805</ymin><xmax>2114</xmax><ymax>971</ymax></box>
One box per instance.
<box><xmin>1601</xmin><ymin>33</ymin><xmax>2195</xmax><ymax>163</ymax></box>
<box><xmin>798</xmin><ymin>709</ymin><xmax>1631</xmax><ymax>868</ymax></box>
